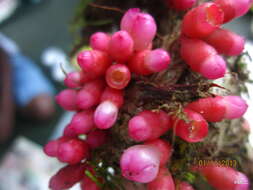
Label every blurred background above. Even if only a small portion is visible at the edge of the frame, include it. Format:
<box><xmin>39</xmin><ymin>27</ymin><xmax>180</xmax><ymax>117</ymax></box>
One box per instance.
<box><xmin>0</xmin><ymin>0</ymin><xmax>253</xmax><ymax>189</ymax></box>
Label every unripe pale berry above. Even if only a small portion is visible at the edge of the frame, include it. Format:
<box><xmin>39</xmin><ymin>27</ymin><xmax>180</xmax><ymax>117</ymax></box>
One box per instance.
<box><xmin>128</xmin><ymin>110</ymin><xmax>171</xmax><ymax>142</ymax></box>
<box><xmin>49</xmin><ymin>163</ymin><xmax>86</xmax><ymax>190</ymax></box>
<box><xmin>57</xmin><ymin>139</ymin><xmax>90</xmax><ymax>165</ymax></box>
<box><xmin>121</xmin><ymin>8</ymin><xmax>157</xmax><ymax>51</ymax></box>
<box><xmin>77</xmin><ymin>79</ymin><xmax>105</xmax><ymax>109</ymax></box>
<box><xmin>90</xmin><ymin>32</ymin><xmax>111</xmax><ymax>52</ymax></box>
<box><xmin>174</xmin><ymin>108</ymin><xmax>209</xmax><ymax>143</ymax></box>
<box><xmin>186</xmin><ymin>96</ymin><xmax>226</xmax><ymax>122</ymax></box>
<box><xmin>167</xmin><ymin>0</ymin><xmax>196</xmax><ymax>11</ymax></box>
<box><xmin>145</xmin><ymin>139</ymin><xmax>172</xmax><ymax>166</ymax></box>
<box><xmin>64</xmin><ymin>71</ymin><xmax>85</xmax><ymax>88</ymax></box>
<box><xmin>147</xmin><ymin>167</ymin><xmax>175</xmax><ymax>190</ymax></box>
<box><xmin>105</xmin><ymin>64</ymin><xmax>131</xmax><ymax>90</ymax></box>
<box><xmin>77</xmin><ymin>50</ymin><xmax>111</xmax><ymax>77</ymax></box>
<box><xmin>197</xmin><ymin>165</ymin><xmax>249</xmax><ymax>190</ymax></box>
<box><xmin>55</xmin><ymin>89</ymin><xmax>78</xmax><ymax>111</ymax></box>
<box><xmin>181</xmin><ymin>37</ymin><xmax>226</xmax><ymax>79</ymax></box>
<box><xmin>182</xmin><ymin>2</ymin><xmax>224</xmax><ymax>38</ymax></box>
<box><xmin>109</xmin><ymin>31</ymin><xmax>134</xmax><ymax>63</ymax></box>
<box><xmin>101</xmin><ymin>87</ymin><xmax>124</xmax><ymax>108</ymax></box>
<box><xmin>69</xmin><ymin>109</ymin><xmax>95</xmax><ymax>134</ymax></box>
<box><xmin>94</xmin><ymin>100</ymin><xmax>119</xmax><ymax>129</ymax></box>
<box><xmin>204</xmin><ymin>28</ymin><xmax>245</xmax><ymax>56</ymax></box>
<box><xmin>86</xmin><ymin>129</ymin><xmax>108</xmax><ymax>149</ymax></box>
<box><xmin>120</xmin><ymin>145</ymin><xmax>161</xmax><ymax>183</ymax></box>
<box><xmin>144</xmin><ymin>48</ymin><xmax>171</xmax><ymax>72</ymax></box>
<box><xmin>215</xmin><ymin>0</ymin><xmax>252</xmax><ymax>23</ymax></box>
<box><xmin>222</xmin><ymin>96</ymin><xmax>248</xmax><ymax>119</ymax></box>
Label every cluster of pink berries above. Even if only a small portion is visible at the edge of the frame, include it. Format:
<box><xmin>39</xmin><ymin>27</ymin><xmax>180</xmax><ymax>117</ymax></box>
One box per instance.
<box><xmin>181</xmin><ymin>0</ymin><xmax>251</xmax><ymax>79</ymax></box>
<box><xmin>44</xmin><ymin>0</ymin><xmax>251</xmax><ymax>189</ymax></box>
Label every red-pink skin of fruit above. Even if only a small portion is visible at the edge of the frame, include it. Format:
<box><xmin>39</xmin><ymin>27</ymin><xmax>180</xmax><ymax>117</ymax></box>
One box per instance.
<box><xmin>69</xmin><ymin>109</ymin><xmax>95</xmax><ymax>134</ymax></box>
<box><xmin>64</xmin><ymin>71</ymin><xmax>85</xmax><ymax>88</ymax></box>
<box><xmin>63</xmin><ymin>124</ymin><xmax>78</xmax><ymax>138</ymax></box>
<box><xmin>105</xmin><ymin>64</ymin><xmax>131</xmax><ymax>90</ymax></box>
<box><xmin>215</xmin><ymin>0</ymin><xmax>252</xmax><ymax>23</ymax></box>
<box><xmin>90</xmin><ymin>32</ymin><xmax>111</xmax><ymax>52</ymax></box>
<box><xmin>44</xmin><ymin>137</ymin><xmax>71</xmax><ymax>157</ymax></box>
<box><xmin>222</xmin><ymin>96</ymin><xmax>248</xmax><ymax>119</ymax></box>
<box><xmin>86</xmin><ymin>129</ymin><xmax>108</xmax><ymax>149</ymax></box>
<box><xmin>57</xmin><ymin>139</ymin><xmax>90</xmax><ymax>165</ymax></box>
<box><xmin>181</xmin><ymin>2</ymin><xmax>224</xmax><ymax>38</ymax></box>
<box><xmin>77</xmin><ymin>50</ymin><xmax>111</xmax><ymax>77</ymax></box>
<box><xmin>108</xmin><ymin>31</ymin><xmax>134</xmax><ymax>63</ymax></box>
<box><xmin>94</xmin><ymin>100</ymin><xmax>119</xmax><ymax>129</ymax></box>
<box><xmin>147</xmin><ymin>167</ymin><xmax>175</xmax><ymax>190</ymax></box>
<box><xmin>77</xmin><ymin>79</ymin><xmax>105</xmax><ymax>109</ymax></box>
<box><xmin>120</xmin><ymin>145</ymin><xmax>161</xmax><ymax>183</ymax></box>
<box><xmin>145</xmin><ymin>139</ymin><xmax>173</xmax><ymax>166</ymax></box>
<box><xmin>205</xmin><ymin>28</ymin><xmax>245</xmax><ymax>56</ymax></box>
<box><xmin>101</xmin><ymin>87</ymin><xmax>124</xmax><ymax>108</ymax></box>
<box><xmin>186</xmin><ymin>96</ymin><xmax>226</xmax><ymax>122</ymax></box>
<box><xmin>176</xmin><ymin>181</ymin><xmax>195</xmax><ymax>190</ymax></box>
<box><xmin>128</xmin><ymin>110</ymin><xmax>171</xmax><ymax>142</ymax></box>
<box><xmin>120</xmin><ymin>8</ymin><xmax>157</xmax><ymax>51</ymax></box>
<box><xmin>197</xmin><ymin>165</ymin><xmax>249</xmax><ymax>190</ymax></box>
<box><xmin>128</xmin><ymin>50</ymin><xmax>153</xmax><ymax>75</ymax></box>
<box><xmin>168</xmin><ymin>0</ymin><xmax>196</xmax><ymax>11</ymax></box>
<box><xmin>80</xmin><ymin>175</ymin><xmax>101</xmax><ymax>190</ymax></box>
<box><xmin>180</xmin><ymin>37</ymin><xmax>226</xmax><ymax>79</ymax></box>
<box><xmin>55</xmin><ymin>89</ymin><xmax>78</xmax><ymax>111</ymax></box>
<box><xmin>144</xmin><ymin>48</ymin><xmax>171</xmax><ymax>72</ymax></box>
<box><xmin>174</xmin><ymin>108</ymin><xmax>209</xmax><ymax>143</ymax></box>
<box><xmin>199</xmin><ymin>54</ymin><xmax>226</xmax><ymax>79</ymax></box>
<box><xmin>49</xmin><ymin>163</ymin><xmax>86</xmax><ymax>190</ymax></box>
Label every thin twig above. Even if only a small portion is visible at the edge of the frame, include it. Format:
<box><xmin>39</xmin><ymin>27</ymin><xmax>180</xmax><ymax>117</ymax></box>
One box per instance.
<box><xmin>89</xmin><ymin>2</ymin><xmax>124</xmax><ymax>13</ymax></box>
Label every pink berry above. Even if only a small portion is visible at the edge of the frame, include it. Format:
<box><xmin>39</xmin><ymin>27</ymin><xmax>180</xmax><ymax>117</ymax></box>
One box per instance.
<box><xmin>86</xmin><ymin>129</ymin><xmax>108</xmax><ymax>149</ymax></box>
<box><xmin>69</xmin><ymin>109</ymin><xmax>95</xmax><ymax>134</ymax></box>
<box><xmin>182</xmin><ymin>2</ymin><xmax>224</xmax><ymax>38</ymax></box>
<box><xmin>147</xmin><ymin>167</ymin><xmax>175</xmax><ymax>190</ymax></box>
<box><xmin>128</xmin><ymin>50</ymin><xmax>152</xmax><ymax>75</ymax></box>
<box><xmin>173</xmin><ymin>108</ymin><xmax>209</xmax><ymax>143</ymax></box>
<box><xmin>168</xmin><ymin>0</ymin><xmax>196</xmax><ymax>11</ymax></box>
<box><xmin>101</xmin><ymin>87</ymin><xmax>124</xmax><ymax>108</ymax></box>
<box><xmin>145</xmin><ymin>139</ymin><xmax>172</xmax><ymax>166</ymax></box>
<box><xmin>186</xmin><ymin>96</ymin><xmax>226</xmax><ymax>122</ymax></box>
<box><xmin>57</xmin><ymin>139</ymin><xmax>90</xmax><ymax>165</ymax></box>
<box><xmin>181</xmin><ymin>37</ymin><xmax>226</xmax><ymax>79</ymax></box>
<box><xmin>55</xmin><ymin>89</ymin><xmax>78</xmax><ymax>111</ymax></box>
<box><xmin>121</xmin><ymin>8</ymin><xmax>157</xmax><ymax>51</ymax></box>
<box><xmin>63</xmin><ymin>124</ymin><xmax>78</xmax><ymax>138</ymax></box>
<box><xmin>197</xmin><ymin>165</ymin><xmax>249</xmax><ymax>190</ymax></box>
<box><xmin>64</xmin><ymin>71</ymin><xmax>85</xmax><ymax>88</ymax></box>
<box><xmin>222</xmin><ymin>96</ymin><xmax>248</xmax><ymax>119</ymax></box>
<box><xmin>77</xmin><ymin>50</ymin><xmax>111</xmax><ymax>77</ymax></box>
<box><xmin>90</xmin><ymin>32</ymin><xmax>111</xmax><ymax>52</ymax></box>
<box><xmin>205</xmin><ymin>28</ymin><xmax>245</xmax><ymax>56</ymax></box>
<box><xmin>128</xmin><ymin>110</ymin><xmax>171</xmax><ymax>142</ymax></box>
<box><xmin>77</xmin><ymin>79</ymin><xmax>105</xmax><ymax>109</ymax></box>
<box><xmin>120</xmin><ymin>145</ymin><xmax>161</xmax><ymax>183</ymax></box>
<box><xmin>106</xmin><ymin>64</ymin><xmax>131</xmax><ymax>90</ymax></box>
<box><xmin>215</xmin><ymin>0</ymin><xmax>252</xmax><ymax>23</ymax></box>
<box><xmin>108</xmin><ymin>31</ymin><xmax>134</xmax><ymax>63</ymax></box>
<box><xmin>80</xmin><ymin>175</ymin><xmax>101</xmax><ymax>190</ymax></box>
<box><xmin>94</xmin><ymin>100</ymin><xmax>119</xmax><ymax>129</ymax></box>
<box><xmin>176</xmin><ymin>181</ymin><xmax>195</xmax><ymax>190</ymax></box>
<box><xmin>49</xmin><ymin>163</ymin><xmax>86</xmax><ymax>190</ymax></box>
<box><xmin>144</xmin><ymin>49</ymin><xmax>171</xmax><ymax>72</ymax></box>
<box><xmin>44</xmin><ymin>137</ymin><xmax>71</xmax><ymax>157</ymax></box>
